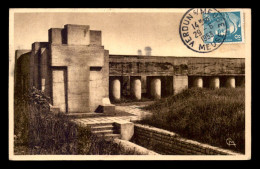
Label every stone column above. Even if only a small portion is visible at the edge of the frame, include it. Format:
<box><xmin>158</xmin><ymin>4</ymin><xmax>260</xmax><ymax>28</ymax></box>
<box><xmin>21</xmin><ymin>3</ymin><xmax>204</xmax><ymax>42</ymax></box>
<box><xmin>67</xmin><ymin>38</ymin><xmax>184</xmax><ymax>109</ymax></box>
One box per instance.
<box><xmin>41</xmin><ymin>78</ymin><xmax>46</xmax><ymax>92</ymax></box>
<box><xmin>226</xmin><ymin>77</ymin><xmax>236</xmax><ymax>88</ymax></box>
<box><xmin>173</xmin><ymin>75</ymin><xmax>188</xmax><ymax>95</ymax></box>
<box><xmin>131</xmin><ymin>78</ymin><xmax>142</xmax><ymax>100</ymax></box>
<box><xmin>193</xmin><ymin>77</ymin><xmax>203</xmax><ymax>88</ymax></box>
<box><xmin>209</xmin><ymin>77</ymin><xmax>220</xmax><ymax>89</ymax></box>
<box><xmin>151</xmin><ymin>78</ymin><xmax>161</xmax><ymax>99</ymax></box>
<box><xmin>112</xmin><ymin>78</ymin><xmax>121</xmax><ymax>101</ymax></box>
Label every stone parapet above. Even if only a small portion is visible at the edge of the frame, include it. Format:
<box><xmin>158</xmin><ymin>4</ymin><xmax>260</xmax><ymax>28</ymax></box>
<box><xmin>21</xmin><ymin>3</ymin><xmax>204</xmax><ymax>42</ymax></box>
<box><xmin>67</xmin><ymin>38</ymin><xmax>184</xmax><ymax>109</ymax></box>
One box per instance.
<box><xmin>134</xmin><ymin>124</ymin><xmax>242</xmax><ymax>155</ymax></box>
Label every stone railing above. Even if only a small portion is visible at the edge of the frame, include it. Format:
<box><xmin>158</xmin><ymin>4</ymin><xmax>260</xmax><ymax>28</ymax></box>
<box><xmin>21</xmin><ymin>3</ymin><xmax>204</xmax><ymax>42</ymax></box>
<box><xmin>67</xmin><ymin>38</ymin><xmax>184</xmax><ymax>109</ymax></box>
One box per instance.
<box><xmin>133</xmin><ymin>124</ymin><xmax>242</xmax><ymax>155</ymax></box>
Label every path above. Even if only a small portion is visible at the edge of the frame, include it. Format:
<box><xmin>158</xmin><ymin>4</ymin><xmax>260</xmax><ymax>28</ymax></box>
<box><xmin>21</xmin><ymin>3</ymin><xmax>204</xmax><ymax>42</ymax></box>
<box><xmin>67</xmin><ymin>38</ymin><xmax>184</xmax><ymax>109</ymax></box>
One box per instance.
<box><xmin>72</xmin><ymin>102</ymin><xmax>153</xmax><ymax>125</ymax></box>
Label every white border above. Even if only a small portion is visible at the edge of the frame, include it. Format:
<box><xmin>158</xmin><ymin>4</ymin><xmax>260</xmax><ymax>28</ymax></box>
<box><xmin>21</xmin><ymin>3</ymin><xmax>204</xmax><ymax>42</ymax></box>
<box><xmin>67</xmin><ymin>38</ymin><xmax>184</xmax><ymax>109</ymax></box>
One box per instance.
<box><xmin>9</xmin><ymin>8</ymin><xmax>251</xmax><ymax>161</ymax></box>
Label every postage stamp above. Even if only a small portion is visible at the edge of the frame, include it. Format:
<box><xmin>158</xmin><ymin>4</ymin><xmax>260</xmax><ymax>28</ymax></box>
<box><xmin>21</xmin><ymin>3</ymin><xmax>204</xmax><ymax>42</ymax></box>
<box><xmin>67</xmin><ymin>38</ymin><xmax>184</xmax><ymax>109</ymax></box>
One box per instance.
<box><xmin>203</xmin><ymin>11</ymin><xmax>244</xmax><ymax>44</ymax></box>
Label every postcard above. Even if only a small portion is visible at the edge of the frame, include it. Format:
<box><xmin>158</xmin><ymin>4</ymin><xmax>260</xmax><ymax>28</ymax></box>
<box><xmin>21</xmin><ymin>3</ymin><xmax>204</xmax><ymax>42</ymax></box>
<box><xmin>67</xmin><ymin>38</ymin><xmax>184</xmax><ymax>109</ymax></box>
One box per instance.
<box><xmin>9</xmin><ymin>8</ymin><xmax>251</xmax><ymax>160</ymax></box>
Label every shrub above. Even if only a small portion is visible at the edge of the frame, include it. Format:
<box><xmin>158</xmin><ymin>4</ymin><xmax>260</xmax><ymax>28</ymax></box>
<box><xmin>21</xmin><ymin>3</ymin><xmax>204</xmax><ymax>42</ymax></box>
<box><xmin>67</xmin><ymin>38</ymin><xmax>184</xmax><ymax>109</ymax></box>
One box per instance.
<box><xmin>140</xmin><ymin>88</ymin><xmax>245</xmax><ymax>153</ymax></box>
<box><xmin>14</xmin><ymin>87</ymin><xmax>137</xmax><ymax>155</ymax></box>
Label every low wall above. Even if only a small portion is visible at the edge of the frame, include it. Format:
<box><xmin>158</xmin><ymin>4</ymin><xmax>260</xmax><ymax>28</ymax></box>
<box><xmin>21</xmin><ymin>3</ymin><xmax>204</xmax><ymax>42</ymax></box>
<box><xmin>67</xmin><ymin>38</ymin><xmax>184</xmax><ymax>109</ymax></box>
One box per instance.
<box><xmin>113</xmin><ymin>139</ymin><xmax>160</xmax><ymax>155</ymax></box>
<box><xmin>133</xmin><ymin>124</ymin><xmax>241</xmax><ymax>155</ymax></box>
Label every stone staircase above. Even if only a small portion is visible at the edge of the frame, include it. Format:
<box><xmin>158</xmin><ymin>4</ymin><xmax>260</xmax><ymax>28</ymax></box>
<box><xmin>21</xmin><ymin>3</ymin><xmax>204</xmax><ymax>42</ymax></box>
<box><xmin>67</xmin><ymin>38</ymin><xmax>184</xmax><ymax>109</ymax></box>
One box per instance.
<box><xmin>88</xmin><ymin>122</ymin><xmax>121</xmax><ymax>141</ymax></box>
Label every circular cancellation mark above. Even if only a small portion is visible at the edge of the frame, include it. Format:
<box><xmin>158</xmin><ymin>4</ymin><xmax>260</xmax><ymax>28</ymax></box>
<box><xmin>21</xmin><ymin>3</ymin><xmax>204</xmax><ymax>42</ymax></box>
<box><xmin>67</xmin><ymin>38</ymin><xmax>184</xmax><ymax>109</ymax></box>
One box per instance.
<box><xmin>179</xmin><ymin>8</ymin><xmax>227</xmax><ymax>53</ymax></box>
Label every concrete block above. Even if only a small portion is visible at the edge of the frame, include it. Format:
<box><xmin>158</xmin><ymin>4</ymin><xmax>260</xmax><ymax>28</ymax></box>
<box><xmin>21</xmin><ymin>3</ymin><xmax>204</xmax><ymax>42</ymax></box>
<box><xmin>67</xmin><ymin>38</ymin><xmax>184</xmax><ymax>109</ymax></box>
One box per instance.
<box><xmin>114</xmin><ymin>121</ymin><xmax>134</xmax><ymax>141</ymax></box>
<box><xmin>48</xmin><ymin>28</ymin><xmax>63</xmax><ymax>44</ymax></box>
<box><xmin>102</xmin><ymin>97</ymin><xmax>111</xmax><ymax>105</ymax></box>
<box><xmin>95</xmin><ymin>97</ymin><xmax>115</xmax><ymax>113</ymax></box>
<box><xmin>32</xmin><ymin>42</ymin><xmax>48</xmax><ymax>51</ymax></box>
<box><xmin>90</xmin><ymin>30</ymin><xmax>102</xmax><ymax>46</ymax></box>
<box><xmin>15</xmin><ymin>50</ymin><xmax>31</xmax><ymax>60</ymax></box>
<box><xmin>96</xmin><ymin>105</ymin><xmax>115</xmax><ymax>113</ymax></box>
<box><xmin>65</xmin><ymin>24</ymin><xmax>90</xmax><ymax>45</ymax></box>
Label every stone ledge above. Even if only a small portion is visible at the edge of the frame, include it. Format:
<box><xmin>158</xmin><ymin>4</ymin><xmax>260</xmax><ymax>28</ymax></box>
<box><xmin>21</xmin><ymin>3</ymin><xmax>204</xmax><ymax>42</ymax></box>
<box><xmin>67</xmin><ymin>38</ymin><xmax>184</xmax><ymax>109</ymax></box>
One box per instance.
<box><xmin>114</xmin><ymin>121</ymin><xmax>134</xmax><ymax>141</ymax></box>
<box><xmin>134</xmin><ymin>124</ymin><xmax>242</xmax><ymax>155</ymax></box>
<box><xmin>113</xmin><ymin>139</ymin><xmax>160</xmax><ymax>155</ymax></box>
<box><xmin>135</xmin><ymin>124</ymin><xmax>179</xmax><ymax>137</ymax></box>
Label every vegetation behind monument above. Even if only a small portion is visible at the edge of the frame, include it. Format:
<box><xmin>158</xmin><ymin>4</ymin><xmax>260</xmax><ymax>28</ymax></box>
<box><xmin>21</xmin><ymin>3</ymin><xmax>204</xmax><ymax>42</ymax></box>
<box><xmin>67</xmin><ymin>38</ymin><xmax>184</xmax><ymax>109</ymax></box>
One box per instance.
<box><xmin>140</xmin><ymin>88</ymin><xmax>245</xmax><ymax>153</ymax></box>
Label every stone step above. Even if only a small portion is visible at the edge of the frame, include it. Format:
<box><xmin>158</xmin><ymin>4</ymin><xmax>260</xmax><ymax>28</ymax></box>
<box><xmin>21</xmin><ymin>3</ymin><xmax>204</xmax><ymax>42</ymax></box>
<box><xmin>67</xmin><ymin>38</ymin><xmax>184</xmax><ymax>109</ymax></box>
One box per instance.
<box><xmin>91</xmin><ymin>125</ymin><xmax>114</xmax><ymax>131</ymax></box>
<box><xmin>87</xmin><ymin>122</ymin><xmax>115</xmax><ymax>127</ymax></box>
<box><xmin>92</xmin><ymin>130</ymin><xmax>114</xmax><ymax>136</ymax></box>
<box><xmin>65</xmin><ymin>113</ymin><xmax>104</xmax><ymax>118</ymax></box>
<box><xmin>97</xmin><ymin>134</ymin><xmax>121</xmax><ymax>141</ymax></box>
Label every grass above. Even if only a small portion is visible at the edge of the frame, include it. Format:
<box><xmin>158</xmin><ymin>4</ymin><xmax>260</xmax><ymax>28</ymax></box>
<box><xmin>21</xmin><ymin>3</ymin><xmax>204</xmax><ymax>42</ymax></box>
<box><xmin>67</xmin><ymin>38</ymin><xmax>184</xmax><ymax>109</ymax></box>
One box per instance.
<box><xmin>14</xmin><ymin>87</ymin><xmax>138</xmax><ymax>155</ymax></box>
<box><xmin>140</xmin><ymin>87</ymin><xmax>245</xmax><ymax>153</ymax></box>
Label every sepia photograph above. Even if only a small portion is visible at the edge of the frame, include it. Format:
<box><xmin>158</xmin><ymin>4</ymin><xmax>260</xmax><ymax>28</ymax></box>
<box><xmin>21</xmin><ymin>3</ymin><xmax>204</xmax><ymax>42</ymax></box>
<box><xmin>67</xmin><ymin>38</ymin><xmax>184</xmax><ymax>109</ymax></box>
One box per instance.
<box><xmin>9</xmin><ymin>8</ymin><xmax>251</xmax><ymax>160</ymax></box>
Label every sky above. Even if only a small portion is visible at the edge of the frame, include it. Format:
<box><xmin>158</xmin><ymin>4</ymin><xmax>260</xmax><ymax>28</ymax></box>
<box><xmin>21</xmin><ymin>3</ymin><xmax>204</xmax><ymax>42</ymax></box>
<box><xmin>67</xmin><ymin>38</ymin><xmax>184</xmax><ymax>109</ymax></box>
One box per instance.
<box><xmin>13</xmin><ymin>9</ymin><xmax>249</xmax><ymax>58</ymax></box>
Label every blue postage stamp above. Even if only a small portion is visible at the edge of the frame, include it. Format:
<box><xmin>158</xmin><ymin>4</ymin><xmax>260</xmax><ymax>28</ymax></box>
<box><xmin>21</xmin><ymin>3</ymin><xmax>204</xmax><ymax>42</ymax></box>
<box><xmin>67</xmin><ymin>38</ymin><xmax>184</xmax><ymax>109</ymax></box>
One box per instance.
<box><xmin>203</xmin><ymin>11</ymin><xmax>243</xmax><ymax>43</ymax></box>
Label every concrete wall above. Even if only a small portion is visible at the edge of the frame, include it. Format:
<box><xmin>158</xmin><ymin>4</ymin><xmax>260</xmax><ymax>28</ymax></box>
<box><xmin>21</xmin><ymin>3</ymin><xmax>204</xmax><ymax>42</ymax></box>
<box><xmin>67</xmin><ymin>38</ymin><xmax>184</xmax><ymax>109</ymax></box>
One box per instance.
<box><xmin>48</xmin><ymin>24</ymin><xmax>109</xmax><ymax>113</ymax></box>
<box><xmin>48</xmin><ymin>28</ymin><xmax>63</xmax><ymax>44</ymax></box>
<box><xmin>31</xmin><ymin>42</ymin><xmax>49</xmax><ymax>89</ymax></box>
<box><xmin>65</xmin><ymin>24</ymin><xmax>90</xmax><ymax>45</ymax></box>
<box><xmin>50</xmin><ymin>44</ymin><xmax>109</xmax><ymax>113</ymax></box>
<box><xmin>14</xmin><ymin>50</ymin><xmax>31</xmax><ymax>92</ymax></box>
<box><xmin>15</xmin><ymin>51</ymin><xmax>31</xmax><ymax>95</ymax></box>
<box><xmin>109</xmin><ymin>55</ymin><xmax>245</xmax><ymax>77</ymax></box>
<box><xmin>40</xmin><ymin>48</ymin><xmax>51</xmax><ymax>97</ymax></box>
<box><xmin>16</xmin><ymin>24</ymin><xmax>109</xmax><ymax>113</ymax></box>
<box><xmin>90</xmin><ymin>30</ymin><xmax>102</xmax><ymax>46</ymax></box>
<box><xmin>109</xmin><ymin>55</ymin><xmax>244</xmax><ymax>96</ymax></box>
<box><xmin>133</xmin><ymin>124</ymin><xmax>241</xmax><ymax>155</ymax></box>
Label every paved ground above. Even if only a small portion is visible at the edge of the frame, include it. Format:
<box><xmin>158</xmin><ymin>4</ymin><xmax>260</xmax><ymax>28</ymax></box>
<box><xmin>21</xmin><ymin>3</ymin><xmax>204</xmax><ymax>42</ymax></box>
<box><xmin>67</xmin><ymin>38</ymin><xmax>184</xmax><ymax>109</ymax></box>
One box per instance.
<box><xmin>115</xmin><ymin>104</ymin><xmax>152</xmax><ymax>120</ymax></box>
<box><xmin>72</xmin><ymin>102</ymin><xmax>153</xmax><ymax>125</ymax></box>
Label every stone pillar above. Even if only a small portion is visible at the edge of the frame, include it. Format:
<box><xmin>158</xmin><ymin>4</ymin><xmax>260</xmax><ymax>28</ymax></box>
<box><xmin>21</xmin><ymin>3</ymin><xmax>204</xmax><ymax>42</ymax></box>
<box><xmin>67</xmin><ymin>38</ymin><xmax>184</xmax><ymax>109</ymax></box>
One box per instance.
<box><xmin>112</xmin><ymin>78</ymin><xmax>121</xmax><ymax>101</ymax></box>
<box><xmin>131</xmin><ymin>78</ymin><xmax>141</xmax><ymax>100</ymax></box>
<box><xmin>226</xmin><ymin>77</ymin><xmax>236</xmax><ymax>88</ymax></box>
<box><xmin>193</xmin><ymin>77</ymin><xmax>203</xmax><ymax>88</ymax></box>
<box><xmin>150</xmin><ymin>78</ymin><xmax>161</xmax><ymax>99</ymax></box>
<box><xmin>173</xmin><ymin>75</ymin><xmax>188</xmax><ymax>95</ymax></box>
<box><xmin>41</xmin><ymin>78</ymin><xmax>45</xmax><ymax>92</ymax></box>
<box><xmin>209</xmin><ymin>77</ymin><xmax>220</xmax><ymax>89</ymax></box>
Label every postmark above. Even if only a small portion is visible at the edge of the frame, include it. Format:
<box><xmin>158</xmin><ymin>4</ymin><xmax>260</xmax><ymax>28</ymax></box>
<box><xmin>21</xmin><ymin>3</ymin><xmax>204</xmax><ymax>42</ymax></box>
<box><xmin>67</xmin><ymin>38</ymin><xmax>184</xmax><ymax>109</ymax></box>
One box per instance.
<box><xmin>179</xmin><ymin>8</ymin><xmax>227</xmax><ymax>53</ymax></box>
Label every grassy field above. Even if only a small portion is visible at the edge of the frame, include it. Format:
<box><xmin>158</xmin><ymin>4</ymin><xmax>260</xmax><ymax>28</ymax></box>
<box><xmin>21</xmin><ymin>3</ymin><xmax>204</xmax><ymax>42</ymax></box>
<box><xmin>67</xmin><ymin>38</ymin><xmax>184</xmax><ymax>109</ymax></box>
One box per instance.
<box><xmin>14</xmin><ymin>87</ymin><xmax>138</xmax><ymax>155</ymax></box>
<box><xmin>140</xmin><ymin>87</ymin><xmax>245</xmax><ymax>153</ymax></box>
